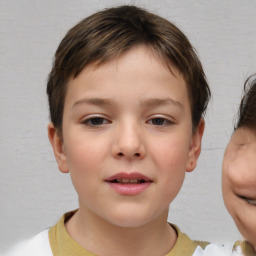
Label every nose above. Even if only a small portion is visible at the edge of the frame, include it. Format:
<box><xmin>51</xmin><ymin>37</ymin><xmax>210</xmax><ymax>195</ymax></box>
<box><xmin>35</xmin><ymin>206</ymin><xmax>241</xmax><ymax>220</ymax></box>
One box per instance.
<box><xmin>111</xmin><ymin>122</ymin><xmax>146</xmax><ymax>160</ymax></box>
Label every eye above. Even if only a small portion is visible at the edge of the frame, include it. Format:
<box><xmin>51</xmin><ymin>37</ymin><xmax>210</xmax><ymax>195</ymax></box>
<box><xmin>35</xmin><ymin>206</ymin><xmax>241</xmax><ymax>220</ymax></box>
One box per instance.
<box><xmin>82</xmin><ymin>117</ymin><xmax>111</xmax><ymax>127</ymax></box>
<box><xmin>151</xmin><ymin>118</ymin><xmax>165</xmax><ymax>125</ymax></box>
<box><xmin>147</xmin><ymin>117</ymin><xmax>173</xmax><ymax>126</ymax></box>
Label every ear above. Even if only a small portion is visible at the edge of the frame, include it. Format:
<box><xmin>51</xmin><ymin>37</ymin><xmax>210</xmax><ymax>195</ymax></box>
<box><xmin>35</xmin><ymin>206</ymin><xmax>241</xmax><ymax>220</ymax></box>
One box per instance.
<box><xmin>186</xmin><ymin>118</ymin><xmax>205</xmax><ymax>172</ymax></box>
<box><xmin>48</xmin><ymin>123</ymin><xmax>69</xmax><ymax>173</ymax></box>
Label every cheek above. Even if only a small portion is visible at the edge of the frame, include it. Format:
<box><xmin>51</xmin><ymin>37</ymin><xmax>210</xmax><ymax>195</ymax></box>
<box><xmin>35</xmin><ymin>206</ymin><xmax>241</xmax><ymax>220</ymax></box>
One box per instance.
<box><xmin>233</xmin><ymin>209</ymin><xmax>256</xmax><ymax>249</ymax></box>
<box><xmin>224</xmin><ymin>145</ymin><xmax>256</xmax><ymax>188</ymax></box>
<box><xmin>224</xmin><ymin>159</ymin><xmax>255</xmax><ymax>192</ymax></box>
<box><xmin>148</xmin><ymin>136</ymin><xmax>189</xmax><ymax>196</ymax></box>
<box><xmin>223</xmin><ymin>159</ymin><xmax>256</xmax><ymax>240</ymax></box>
<box><xmin>149</xmin><ymin>136</ymin><xmax>190</xmax><ymax>169</ymax></box>
<box><xmin>64</xmin><ymin>139</ymin><xmax>107</xmax><ymax>199</ymax></box>
<box><xmin>222</xmin><ymin>160</ymin><xmax>232</xmax><ymax>192</ymax></box>
<box><xmin>64</xmin><ymin>134</ymin><xmax>109</xmax><ymax>176</ymax></box>
<box><xmin>222</xmin><ymin>159</ymin><xmax>240</xmax><ymax>213</ymax></box>
<box><xmin>222</xmin><ymin>174</ymin><xmax>230</xmax><ymax>209</ymax></box>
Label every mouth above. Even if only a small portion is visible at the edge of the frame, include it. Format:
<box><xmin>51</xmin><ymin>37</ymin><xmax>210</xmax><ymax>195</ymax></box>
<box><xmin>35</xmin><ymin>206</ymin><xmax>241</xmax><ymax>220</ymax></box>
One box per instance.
<box><xmin>105</xmin><ymin>172</ymin><xmax>152</xmax><ymax>195</ymax></box>
<box><xmin>105</xmin><ymin>172</ymin><xmax>152</xmax><ymax>184</ymax></box>
<box><xmin>239</xmin><ymin>196</ymin><xmax>256</xmax><ymax>206</ymax></box>
<box><xmin>110</xmin><ymin>178</ymin><xmax>148</xmax><ymax>184</ymax></box>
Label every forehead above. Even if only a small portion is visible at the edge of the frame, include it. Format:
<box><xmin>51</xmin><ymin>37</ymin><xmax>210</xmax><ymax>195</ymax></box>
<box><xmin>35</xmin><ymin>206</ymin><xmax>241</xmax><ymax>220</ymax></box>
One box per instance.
<box><xmin>88</xmin><ymin>46</ymin><xmax>183</xmax><ymax>79</ymax></box>
<box><xmin>225</xmin><ymin>126</ymin><xmax>256</xmax><ymax>161</ymax></box>
<box><xmin>65</xmin><ymin>46</ymin><xmax>190</xmax><ymax>107</ymax></box>
<box><xmin>231</xmin><ymin>127</ymin><xmax>256</xmax><ymax>145</ymax></box>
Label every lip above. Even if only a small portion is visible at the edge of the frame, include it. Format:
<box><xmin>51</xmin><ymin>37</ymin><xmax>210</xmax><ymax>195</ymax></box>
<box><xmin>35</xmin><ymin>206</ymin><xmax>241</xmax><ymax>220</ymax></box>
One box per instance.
<box><xmin>105</xmin><ymin>172</ymin><xmax>153</xmax><ymax>196</ymax></box>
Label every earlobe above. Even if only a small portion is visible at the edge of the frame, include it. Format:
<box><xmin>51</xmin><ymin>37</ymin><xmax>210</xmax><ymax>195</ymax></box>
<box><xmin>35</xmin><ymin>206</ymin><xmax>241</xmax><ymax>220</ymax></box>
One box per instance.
<box><xmin>186</xmin><ymin>118</ymin><xmax>205</xmax><ymax>172</ymax></box>
<box><xmin>48</xmin><ymin>123</ymin><xmax>69</xmax><ymax>173</ymax></box>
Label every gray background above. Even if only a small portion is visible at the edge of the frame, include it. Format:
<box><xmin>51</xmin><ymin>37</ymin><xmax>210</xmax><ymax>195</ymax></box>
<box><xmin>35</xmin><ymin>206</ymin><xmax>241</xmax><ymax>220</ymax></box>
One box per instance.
<box><xmin>1</xmin><ymin>0</ymin><xmax>256</xmax><ymax>252</ymax></box>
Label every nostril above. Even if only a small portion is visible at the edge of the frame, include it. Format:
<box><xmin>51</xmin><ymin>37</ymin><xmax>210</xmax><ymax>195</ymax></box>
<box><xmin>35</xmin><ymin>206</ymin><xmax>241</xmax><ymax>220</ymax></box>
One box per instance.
<box><xmin>117</xmin><ymin>152</ymin><xmax>141</xmax><ymax>157</ymax></box>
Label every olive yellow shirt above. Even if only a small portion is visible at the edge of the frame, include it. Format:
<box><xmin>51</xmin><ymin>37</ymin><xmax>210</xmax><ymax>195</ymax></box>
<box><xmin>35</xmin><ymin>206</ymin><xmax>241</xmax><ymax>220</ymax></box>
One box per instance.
<box><xmin>233</xmin><ymin>240</ymin><xmax>256</xmax><ymax>256</ymax></box>
<box><xmin>48</xmin><ymin>211</ymin><xmax>208</xmax><ymax>256</ymax></box>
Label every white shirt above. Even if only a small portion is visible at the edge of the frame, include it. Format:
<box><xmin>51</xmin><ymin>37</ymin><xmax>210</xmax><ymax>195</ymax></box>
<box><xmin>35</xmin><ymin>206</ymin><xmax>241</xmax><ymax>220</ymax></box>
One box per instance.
<box><xmin>3</xmin><ymin>229</ymin><xmax>52</xmax><ymax>256</ymax></box>
<box><xmin>193</xmin><ymin>243</ymin><xmax>244</xmax><ymax>256</ymax></box>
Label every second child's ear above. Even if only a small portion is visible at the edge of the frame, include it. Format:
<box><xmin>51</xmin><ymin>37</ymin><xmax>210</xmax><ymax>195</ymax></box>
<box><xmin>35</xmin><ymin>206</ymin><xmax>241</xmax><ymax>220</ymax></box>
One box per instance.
<box><xmin>48</xmin><ymin>123</ymin><xmax>69</xmax><ymax>173</ymax></box>
<box><xmin>186</xmin><ymin>118</ymin><xmax>205</xmax><ymax>172</ymax></box>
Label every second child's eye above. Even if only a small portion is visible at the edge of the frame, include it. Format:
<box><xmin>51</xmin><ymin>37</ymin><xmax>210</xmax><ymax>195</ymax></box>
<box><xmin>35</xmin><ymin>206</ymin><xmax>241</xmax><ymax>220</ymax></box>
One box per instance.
<box><xmin>82</xmin><ymin>117</ymin><xmax>110</xmax><ymax>126</ymax></box>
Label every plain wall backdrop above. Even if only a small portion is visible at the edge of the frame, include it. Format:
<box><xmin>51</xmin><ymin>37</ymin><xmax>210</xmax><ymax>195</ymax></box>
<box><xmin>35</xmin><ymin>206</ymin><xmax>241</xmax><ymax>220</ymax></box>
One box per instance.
<box><xmin>1</xmin><ymin>0</ymin><xmax>256</xmax><ymax>252</ymax></box>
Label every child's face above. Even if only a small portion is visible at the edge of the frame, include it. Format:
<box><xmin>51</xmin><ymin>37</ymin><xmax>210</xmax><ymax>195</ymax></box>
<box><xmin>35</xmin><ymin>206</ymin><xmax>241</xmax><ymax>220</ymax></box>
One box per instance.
<box><xmin>49</xmin><ymin>46</ymin><xmax>203</xmax><ymax>228</ymax></box>
<box><xmin>222</xmin><ymin>127</ymin><xmax>256</xmax><ymax>248</ymax></box>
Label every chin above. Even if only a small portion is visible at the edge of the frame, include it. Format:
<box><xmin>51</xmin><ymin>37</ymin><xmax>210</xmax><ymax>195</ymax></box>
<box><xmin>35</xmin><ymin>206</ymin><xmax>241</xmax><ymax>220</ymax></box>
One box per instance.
<box><xmin>243</xmin><ymin>232</ymin><xmax>256</xmax><ymax>250</ymax></box>
<box><xmin>105</xmin><ymin>208</ymin><xmax>162</xmax><ymax>229</ymax></box>
<box><xmin>237</xmin><ymin>223</ymin><xmax>256</xmax><ymax>250</ymax></box>
<box><xmin>108</xmin><ymin>214</ymin><xmax>153</xmax><ymax>228</ymax></box>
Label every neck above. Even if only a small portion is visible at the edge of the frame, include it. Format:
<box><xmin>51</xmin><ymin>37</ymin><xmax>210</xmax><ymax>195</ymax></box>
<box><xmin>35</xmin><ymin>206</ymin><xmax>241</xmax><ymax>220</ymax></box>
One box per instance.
<box><xmin>65</xmin><ymin>207</ymin><xmax>177</xmax><ymax>256</ymax></box>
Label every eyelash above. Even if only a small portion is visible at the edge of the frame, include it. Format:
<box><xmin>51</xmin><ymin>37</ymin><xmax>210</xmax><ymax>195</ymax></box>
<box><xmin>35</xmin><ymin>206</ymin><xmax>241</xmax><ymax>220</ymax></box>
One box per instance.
<box><xmin>147</xmin><ymin>117</ymin><xmax>174</xmax><ymax>126</ymax></box>
<box><xmin>81</xmin><ymin>116</ymin><xmax>174</xmax><ymax>127</ymax></box>
<box><xmin>81</xmin><ymin>116</ymin><xmax>111</xmax><ymax>127</ymax></box>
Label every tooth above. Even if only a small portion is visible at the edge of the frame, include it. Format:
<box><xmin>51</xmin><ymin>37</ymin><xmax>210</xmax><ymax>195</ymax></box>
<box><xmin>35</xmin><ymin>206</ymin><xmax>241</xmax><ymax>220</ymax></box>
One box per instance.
<box><xmin>247</xmin><ymin>199</ymin><xmax>256</xmax><ymax>205</ymax></box>
<box><xmin>115</xmin><ymin>178</ymin><xmax>142</xmax><ymax>184</ymax></box>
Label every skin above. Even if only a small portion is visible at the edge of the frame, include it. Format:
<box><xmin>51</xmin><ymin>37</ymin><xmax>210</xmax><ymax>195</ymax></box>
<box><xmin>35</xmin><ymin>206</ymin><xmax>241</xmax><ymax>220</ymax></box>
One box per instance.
<box><xmin>222</xmin><ymin>126</ymin><xmax>256</xmax><ymax>250</ymax></box>
<box><xmin>48</xmin><ymin>46</ymin><xmax>204</xmax><ymax>256</ymax></box>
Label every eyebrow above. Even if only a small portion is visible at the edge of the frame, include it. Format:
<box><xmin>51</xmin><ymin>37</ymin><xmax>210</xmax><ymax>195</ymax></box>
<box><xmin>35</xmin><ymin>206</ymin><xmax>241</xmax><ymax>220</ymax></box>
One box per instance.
<box><xmin>73</xmin><ymin>98</ymin><xmax>113</xmax><ymax>108</ymax></box>
<box><xmin>72</xmin><ymin>97</ymin><xmax>183</xmax><ymax>109</ymax></box>
<box><xmin>140</xmin><ymin>98</ymin><xmax>183</xmax><ymax>109</ymax></box>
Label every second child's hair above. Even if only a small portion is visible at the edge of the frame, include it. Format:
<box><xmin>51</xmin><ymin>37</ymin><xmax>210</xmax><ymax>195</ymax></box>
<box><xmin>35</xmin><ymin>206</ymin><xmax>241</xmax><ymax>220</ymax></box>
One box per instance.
<box><xmin>236</xmin><ymin>75</ymin><xmax>256</xmax><ymax>129</ymax></box>
<box><xmin>47</xmin><ymin>5</ymin><xmax>211</xmax><ymax>133</ymax></box>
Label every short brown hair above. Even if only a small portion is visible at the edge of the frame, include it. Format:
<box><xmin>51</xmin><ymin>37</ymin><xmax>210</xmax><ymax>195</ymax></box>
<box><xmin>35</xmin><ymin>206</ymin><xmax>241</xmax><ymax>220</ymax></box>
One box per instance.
<box><xmin>236</xmin><ymin>75</ymin><xmax>256</xmax><ymax>129</ymax></box>
<box><xmin>47</xmin><ymin>5</ymin><xmax>211</xmax><ymax>132</ymax></box>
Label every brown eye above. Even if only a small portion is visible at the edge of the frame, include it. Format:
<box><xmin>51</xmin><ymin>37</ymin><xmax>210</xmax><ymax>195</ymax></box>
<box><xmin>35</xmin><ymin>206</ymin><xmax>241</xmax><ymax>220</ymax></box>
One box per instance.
<box><xmin>82</xmin><ymin>117</ymin><xmax>110</xmax><ymax>126</ymax></box>
<box><xmin>151</xmin><ymin>118</ymin><xmax>165</xmax><ymax>125</ymax></box>
<box><xmin>89</xmin><ymin>117</ymin><xmax>105</xmax><ymax>125</ymax></box>
<box><xmin>147</xmin><ymin>116</ymin><xmax>174</xmax><ymax>127</ymax></box>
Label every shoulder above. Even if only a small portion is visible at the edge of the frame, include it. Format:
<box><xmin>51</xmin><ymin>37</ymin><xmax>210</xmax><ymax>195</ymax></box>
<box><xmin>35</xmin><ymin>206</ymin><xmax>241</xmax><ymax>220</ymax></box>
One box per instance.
<box><xmin>233</xmin><ymin>240</ymin><xmax>256</xmax><ymax>256</ymax></box>
<box><xmin>192</xmin><ymin>243</ymin><xmax>234</xmax><ymax>256</ymax></box>
<box><xmin>192</xmin><ymin>240</ymin><xmax>255</xmax><ymax>256</ymax></box>
<box><xmin>4</xmin><ymin>229</ymin><xmax>53</xmax><ymax>256</ymax></box>
<box><xmin>167</xmin><ymin>224</ymin><xmax>209</xmax><ymax>256</ymax></box>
